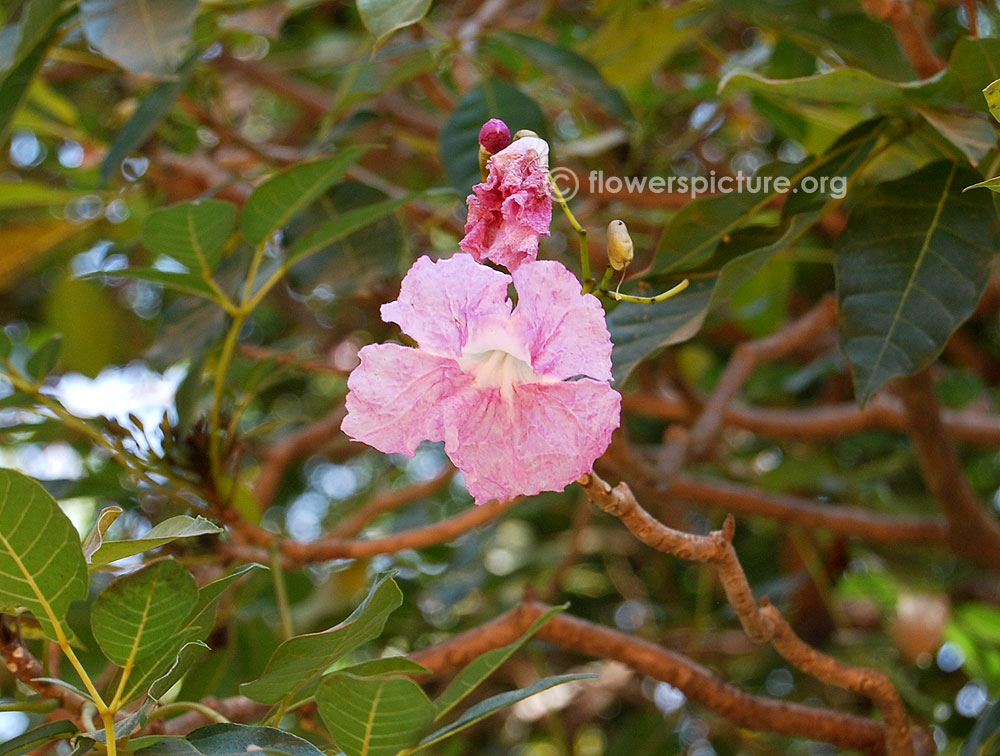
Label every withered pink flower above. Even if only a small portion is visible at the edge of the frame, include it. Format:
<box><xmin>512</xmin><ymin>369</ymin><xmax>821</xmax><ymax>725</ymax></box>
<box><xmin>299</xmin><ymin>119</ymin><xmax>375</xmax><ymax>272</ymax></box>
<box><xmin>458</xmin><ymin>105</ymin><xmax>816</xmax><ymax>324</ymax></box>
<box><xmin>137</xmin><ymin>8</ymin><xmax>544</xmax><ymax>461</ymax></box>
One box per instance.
<box><xmin>341</xmin><ymin>253</ymin><xmax>621</xmax><ymax>505</ymax></box>
<box><xmin>459</xmin><ymin>136</ymin><xmax>552</xmax><ymax>272</ymax></box>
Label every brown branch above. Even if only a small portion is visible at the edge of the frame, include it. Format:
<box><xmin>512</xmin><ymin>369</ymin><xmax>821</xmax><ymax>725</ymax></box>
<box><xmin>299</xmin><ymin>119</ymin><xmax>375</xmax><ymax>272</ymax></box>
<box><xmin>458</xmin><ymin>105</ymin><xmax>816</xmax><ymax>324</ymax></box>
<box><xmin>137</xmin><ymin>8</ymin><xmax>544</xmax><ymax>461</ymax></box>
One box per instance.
<box><xmin>896</xmin><ymin>370</ymin><xmax>1000</xmax><ymax>571</ymax></box>
<box><xmin>253</xmin><ymin>407</ymin><xmax>347</xmax><ymax>511</ymax></box>
<box><xmin>658</xmin><ymin>296</ymin><xmax>838</xmax><ymax>476</ymax></box>
<box><xmin>329</xmin><ymin>466</ymin><xmax>456</xmax><ymax>538</ymax></box>
<box><xmin>0</xmin><ymin>620</ymin><xmax>87</xmax><ymax>715</ymax></box>
<box><xmin>622</xmin><ymin>392</ymin><xmax>1000</xmax><ymax>447</ymax></box>
<box><xmin>225</xmin><ymin>496</ymin><xmax>520</xmax><ymax>567</ymax></box>
<box><xmin>575</xmin><ymin>471</ymin><xmax>916</xmax><ymax>756</ymax></box>
<box><xmin>410</xmin><ymin>602</ymin><xmax>893</xmax><ymax>756</ymax></box>
<box><xmin>666</xmin><ymin>475</ymin><xmax>948</xmax><ymax>544</ymax></box>
<box><xmin>861</xmin><ymin>0</ymin><xmax>946</xmax><ymax>78</ymax></box>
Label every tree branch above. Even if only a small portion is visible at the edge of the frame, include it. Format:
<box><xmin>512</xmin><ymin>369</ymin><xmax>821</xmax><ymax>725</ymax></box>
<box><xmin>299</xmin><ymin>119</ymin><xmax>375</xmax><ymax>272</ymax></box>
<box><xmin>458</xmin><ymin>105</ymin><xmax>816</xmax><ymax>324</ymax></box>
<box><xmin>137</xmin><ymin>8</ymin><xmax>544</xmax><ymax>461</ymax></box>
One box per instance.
<box><xmin>576</xmin><ymin>471</ymin><xmax>916</xmax><ymax>756</ymax></box>
<box><xmin>860</xmin><ymin>0</ymin><xmax>946</xmax><ymax>78</ymax></box>
<box><xmin>896</xmin><ymin>370</ymin><xmax>1000</xmax><ymax>570</ymax></box>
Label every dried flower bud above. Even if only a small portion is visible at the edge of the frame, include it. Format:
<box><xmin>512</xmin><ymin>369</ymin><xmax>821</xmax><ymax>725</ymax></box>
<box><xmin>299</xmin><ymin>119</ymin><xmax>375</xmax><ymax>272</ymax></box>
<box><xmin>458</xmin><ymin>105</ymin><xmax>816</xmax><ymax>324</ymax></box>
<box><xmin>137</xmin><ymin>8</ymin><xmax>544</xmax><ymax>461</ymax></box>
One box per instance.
<box><xmin>606</xmin><ymin>219</ymin><xmax>634</xmax><ymax>271</ymax></box>
<box><xmin>479</xmin><ymin>118</ymin><xmax>511</xmax><ymax>154</ymax></box>
<box><xmin>513</xmin><ymin>129</ymin><xmax>539</xmax><ymax>140</ymax></box>
<box><xmin>478</xmin><ymin>144</ymin><xmax>491</xmax><ymax>182</ymax></box>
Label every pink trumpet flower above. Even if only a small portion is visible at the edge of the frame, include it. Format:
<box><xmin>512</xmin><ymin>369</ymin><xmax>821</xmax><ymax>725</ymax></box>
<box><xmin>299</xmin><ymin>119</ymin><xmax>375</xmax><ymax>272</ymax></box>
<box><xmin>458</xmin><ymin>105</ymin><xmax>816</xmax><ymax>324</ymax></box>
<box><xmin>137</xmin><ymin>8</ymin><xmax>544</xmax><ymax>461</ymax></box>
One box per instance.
<box><xmin>460</xmin><ymin>135</ymin><xmax>552</xmax><ymax>271</ymax></box>
<box><xmin>342</xmin><ymin>253</ymin><xmax>621</xmax><ymax>505</ymax></box>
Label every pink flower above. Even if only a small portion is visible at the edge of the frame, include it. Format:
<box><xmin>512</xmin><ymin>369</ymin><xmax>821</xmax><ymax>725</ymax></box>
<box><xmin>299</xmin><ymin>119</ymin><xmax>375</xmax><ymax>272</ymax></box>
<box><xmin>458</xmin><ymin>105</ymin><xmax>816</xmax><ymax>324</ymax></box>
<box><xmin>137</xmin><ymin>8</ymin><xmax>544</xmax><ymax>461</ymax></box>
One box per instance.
<box><xmin>341</xmin><ymin>253</ymin><xmax>621</xmax><ymax>505</ymax></box>
<box><xmin>459</xmin><ymin>136</ymin><xmax>552</xmax><ymax>271</ymax></box>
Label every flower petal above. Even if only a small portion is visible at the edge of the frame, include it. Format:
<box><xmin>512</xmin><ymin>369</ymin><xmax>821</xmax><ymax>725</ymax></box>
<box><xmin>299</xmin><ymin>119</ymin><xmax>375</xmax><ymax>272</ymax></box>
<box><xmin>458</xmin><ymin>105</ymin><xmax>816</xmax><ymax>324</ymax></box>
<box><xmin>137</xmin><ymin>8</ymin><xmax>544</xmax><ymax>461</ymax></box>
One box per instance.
<box><xmin>342</xmin><ymin>343</ymin><xmax>471</xmax><ymax>456</ymax></box>
<box><xmin>511</xmin><ymin>260</ymin><xmax>614</xmax><ymax>381</ymax></box>
<box><xmin>444</xmin><ymin>380</ymin><xmax>621</xmax><ymax>504</ymax></box>
<box><xmin>460</xmin><ymin>138</ymin><xmax>552</xmax><ymax>272</ymax></box>
<box><xmin>380</xmin><ymin>255</ymin><xmax>512</xmax><ymax>358</ymax></box>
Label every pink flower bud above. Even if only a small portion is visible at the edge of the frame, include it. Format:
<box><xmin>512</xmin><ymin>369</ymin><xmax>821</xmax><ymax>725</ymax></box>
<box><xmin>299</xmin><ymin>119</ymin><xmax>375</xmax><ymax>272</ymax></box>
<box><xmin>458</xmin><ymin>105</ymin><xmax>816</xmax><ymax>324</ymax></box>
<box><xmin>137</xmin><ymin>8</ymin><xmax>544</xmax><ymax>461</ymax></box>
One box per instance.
<box><xmin>478</xmin><ymin>118</ymin><xmax>511</xmax><ymax>154</ymax></box>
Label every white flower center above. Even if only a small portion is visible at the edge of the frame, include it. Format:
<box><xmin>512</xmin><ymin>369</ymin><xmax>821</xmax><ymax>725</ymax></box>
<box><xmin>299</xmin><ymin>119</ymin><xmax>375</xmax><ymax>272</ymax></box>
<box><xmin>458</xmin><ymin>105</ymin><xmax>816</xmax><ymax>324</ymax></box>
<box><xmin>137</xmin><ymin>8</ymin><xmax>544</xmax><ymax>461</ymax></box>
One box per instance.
<box><xmin>458</xmin><ymin>316</ymin><xmax>549</xmax><ymax>398</ymax></box>
<box><xmin>461</xmin><ymin>348</ymin><xmax>539</xmax><ymax>393</ymax></box>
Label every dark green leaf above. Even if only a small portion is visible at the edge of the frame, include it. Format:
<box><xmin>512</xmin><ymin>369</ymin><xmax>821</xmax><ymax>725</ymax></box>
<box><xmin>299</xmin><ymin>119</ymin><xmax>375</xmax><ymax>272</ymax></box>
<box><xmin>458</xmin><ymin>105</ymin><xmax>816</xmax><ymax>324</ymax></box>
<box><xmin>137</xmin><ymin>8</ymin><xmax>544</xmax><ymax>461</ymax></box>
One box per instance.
<box><xmin>90</xmin><ymin>514</ymin><xmax>223</xmax><ymax>566</ymax></box>
<box><xmin>68</xmin><ymin>736</ymin><xmax>96</xmax><ymax>756</ymax></box>
<box><xmin>91</xmin><ymin>559</ymin><xmax>199</xmax><ymax>667</ymax></box>
<box><xmin>439</xmin><ymin>80</ymin><xmax>547</xmax><ymax>193</ymax></box>
<box><xmin>96</xmin><ymin>268</ymin><xmax>221</xmax><ymax>301</ymax></box>
<box><xmin>491</xmin><ymin>32</ymin><xmax>631</xmax><ymax>120</ymax></box>
<box><xmin>0</xmin><ymin>4</ymin><xmax>58</xmax><ymax>141</ymax></box>
<box><xmin>836</xmin><ymin>160</ymin><xmax>998</xmax><ymax>403</ymax></box>
<box><xmin>118</xmin><ymin>564</ymin><xmax>261</xmax><ymax>704</ymax></box>
<box><xmin>141</xmin><ymin>200</ymin><xmax>238</xmax><ymax>274</ymax></box>
<box><xmin>286</xmin><ymin>194</ymin><xmax>412</xmax><ymax>266</ymax></box>
<box><xmin>0</xmin><ymin>720</ymin><xmax>77</xmax><ymax>756</ymax></box>
<box><xmin>0</xmin><ymin>469</ymin><xmax>88</xmax><ymax>640</ymax></box>
<box><xmin>240</xmin><ymin>148</ymin><xmax>368</xmax><ymax>245</ymax></box>
<box><xmin>241</xmin><ymin>573</ymin><xmax>401</xmax><ymax>704</ymax></box>
<box><xmin>99</xmin><ymin>54</ymin><xmax>196</xmax><ymax>185</ymax></box>
<box><xmin>963</xmin><ymin>698</ymin><xmax>1000</xmax><ymax>756</ymax></box>
<box><xmin>25</xmin><ymin>335</ymin><xmax>61</xmax><ymax>380</ymax></box>
<box><xmin>79</xmin><ymin>0</ymin><xmax>198</xmax><ymax>76</ymax></box>
<box><xmin>434</xmin><ymin>605</ymin><xmax>564</xmax><ymax>720</ymax></box>
<box><xmin>134</xmin><ymin>724</ymin><xmax>326</xmax><ymax>756</ymax></box>
<box><xmin>5</xmin><ymin>0</ymin><xmax>63</xmax><ymax>73</ymax></box>
<box><xmin>335</xmin><ymin>656</ymin><xmax>432</xmax><ymax>677</ymax></box>
<box><xmin>357</xmin><ymin>0</ymin><xmax>430</xmax><ymax>47</ymax></box>
<box><xmin>316</xmin><ymin>674</ymin><xmax>435</xmax><ymax>756</ymax></box>
<box><xmin>420</xmin><ymin>673</ymin><xmax>596</xmax><ymax>748</ymax></box>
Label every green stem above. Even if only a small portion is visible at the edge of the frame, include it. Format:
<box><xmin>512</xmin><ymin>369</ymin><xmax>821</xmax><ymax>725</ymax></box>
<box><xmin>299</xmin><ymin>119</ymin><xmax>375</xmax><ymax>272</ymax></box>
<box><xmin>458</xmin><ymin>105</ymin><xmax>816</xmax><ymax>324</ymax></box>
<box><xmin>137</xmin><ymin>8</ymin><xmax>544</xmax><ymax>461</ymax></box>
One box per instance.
<box><xmin>548</xmin><ymin>173</ymin><xmax>590</xmax><ymax>284</ymax></box>
<box><xmin>147</xmin><ymin>701</ymin><xmax>230</xmax><ymax>724</ymax></box>
<box><xmin>0</xmin><ymin>699</ymin><xmax>58</xmax><ymax>713</ymax></box>
<box><xmin>271</xmin><ymin>543</ymin><xmax>294</xmax><ymax>641</ymax></box>
<box><xmin>208</xmin><ymin>313</ymin><xmax>246</xmax><ymax>486</ymax></box>
<box><xmin>605</xmin><ymin>278</ymin><xmax>690</xmax><ymax>304</ymax></box>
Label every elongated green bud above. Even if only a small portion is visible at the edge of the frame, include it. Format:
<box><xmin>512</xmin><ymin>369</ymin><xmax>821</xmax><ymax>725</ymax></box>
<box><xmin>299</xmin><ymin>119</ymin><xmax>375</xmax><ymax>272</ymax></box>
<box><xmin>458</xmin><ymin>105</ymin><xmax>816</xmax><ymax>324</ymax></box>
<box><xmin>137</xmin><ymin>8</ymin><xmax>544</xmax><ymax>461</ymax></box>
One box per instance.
<box><xmin>607</xmin><ymin>219</ymin><xmax>634</xmax><ymax>271</ymax></box>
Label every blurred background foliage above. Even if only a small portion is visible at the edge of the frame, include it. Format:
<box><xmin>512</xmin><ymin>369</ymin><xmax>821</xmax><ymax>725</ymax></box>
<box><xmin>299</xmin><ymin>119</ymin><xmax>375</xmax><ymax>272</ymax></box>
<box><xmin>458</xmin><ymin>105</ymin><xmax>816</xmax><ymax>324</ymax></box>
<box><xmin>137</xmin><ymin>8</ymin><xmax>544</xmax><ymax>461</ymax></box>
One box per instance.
<box><xmin>3</xmin><ymin>0</ymin><xmax>1000</xmax><ymax>754</ymax></box>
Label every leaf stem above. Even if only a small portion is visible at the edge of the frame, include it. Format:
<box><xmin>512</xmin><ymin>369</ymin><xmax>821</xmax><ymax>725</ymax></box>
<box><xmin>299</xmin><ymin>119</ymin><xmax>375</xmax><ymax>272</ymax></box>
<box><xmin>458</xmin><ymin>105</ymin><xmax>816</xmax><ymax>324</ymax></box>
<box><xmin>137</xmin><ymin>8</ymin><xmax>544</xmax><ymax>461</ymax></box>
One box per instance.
<box><xmin>146</xmin><ymin>700</ymin><xmax>230</xmax><ymax>724</ymax></box>
<box><xmin>549</xmin><ymin>173</ymin><xmax>589</xmax><ymax>284</ymax></box>
<box><xmin>605</xmin><ymin>278</ymin><xmax>690</xmax><ymax>304</ymax></box>
<box><xmin>271</xmin><ymin>543</ymin><xmax>294</xmax><ymax>641</ymax></box>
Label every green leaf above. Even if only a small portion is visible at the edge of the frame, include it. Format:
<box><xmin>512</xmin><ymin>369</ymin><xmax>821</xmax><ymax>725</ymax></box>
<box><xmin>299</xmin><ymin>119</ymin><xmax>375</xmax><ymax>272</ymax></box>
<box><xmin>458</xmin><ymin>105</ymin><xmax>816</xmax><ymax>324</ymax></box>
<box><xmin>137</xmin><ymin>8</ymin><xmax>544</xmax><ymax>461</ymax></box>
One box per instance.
<box><xmin>240</xmin><ymin>148</ymin><xmax>368</xmax><ymax>245</ymax></box>
<box><xmin>962</xmin><ymin>698</ymin><xmax>1000</xmax><ymax>756</ymax></box>
<box><xmin>79</xmin><ymin>0</ymin><xmax>199</xmax><ymax>76</ymax></box>
<box><xmin>916</xmin><ymin>107</ymin><xmax>997</xmax><ymax>165</ymax></box>
<box><xmin>68</xmin><ymin>736</ymin><xmax>96</xmax><ymax>756</ymax></box>
<box><xmin>99</xmin><ymin>53</ymin><xmax>196</xmax><ymax>185</ymax></box>
<box><xmin>419</xmin><ymin>673</ymin><xmax>596</xmax><ymax>749</ymax></box>
<box><xmin>439</xmin><ymin>80</ymin><xmax>547</xmax><ymax>193</ymax></box>
<box><xmin>32</xmin><ymin>677</ymin><xmax>95</xmax><ymax>702</ymax></box>
<box><xmin>91</xmin><ymin>559</ymin><xmax>199</xmax><ymax>667</ymax></box>
<box><xmin>240</xmin><ymin>573</ymin><xmax>401</xmax><ymax>704</ymax></box>
<box><xmin>0</xmin><ymin>720</ymin><xmax>78</xmax><ymax>756</ymax></box>
<box><xmin>25</xmin><ymin>335</ymin><xmax>61</xmax><ymax>380</ymax></box>
<box><xmin>835</xmin><ymin>160</ymin><xmax>998</xmax><ymax>403</ymax></box>
<box><xmin>141</xmin><ymin>200</ymin><xmax>238</xmax><ymax>275</ymax></box>
<box><xmin>491</xmin><ymin>32</ymin><xmax>631</xmax><ymax>120</ymax></box>
<box><xmin>0</xmin><ymin>469</ymin><xmax>88</xmax><ymax>640</ymax></box>
<box><xmin>117</xmin><ymin>564</ymin><xmax>261</xmax><ymax>704</ymax></box>
<box><xmin>286</xmin><ymin>194</ymin><xmax>413</xmax><ymax>266</ymax></box>
<box><xmin>985</xmin><ymin>78</ymin><xmax>1000</xmax><ymax>125</ymax></box>
<box><xmin>92</xmin><ymin>268</ymin><xmax>220</xmax><ymax>302</ymax></box>
<box><xmin>357</xmin><ymin>0</ymin><xmax>430</xmax><ymax>47</ymax></box>
<box><xmin>133</xmin><ymin>724</ymin><xmax>327</xmax><ymax>756</ymax></box>
<box><xmin>91</xmin><ymin>514</ymin><xmax>222</xmax><ymax>566</ymax></box>
<box><xmin>316</xmin><ymin>674</ymin><xmax>435</xmax><ymax>756</ymax></box>
<box><xmin>148</xmin><ymin>640</ymin><xmax>210</xmax><ymax>700</ymax></box>
<box><xmin>335</xmin><ymin>657</ymin><xmax>432</xmax><ymax>677</ymax></box>
<box><xmin>965</xmin><ymin>175</ymin><xmax>1000</xmax><ymax>193</ymax></box>
<box><xmin>0</xmin><ymin>4</ymin><xmax>59</xmax><ymax>141</ymax></box>
<box><xmin>434</xmin><ymin>604</ymin><xmax>564</xmax><ymax>720</ymax></box>
<box><xmin>719</xmin><ymin>38</ymin><xmax>1000</xmax><ymax>113</ymax></box>
<box><xmin>87</xmin><ymin>700</ymin><xmax>154</xmax><ymax>743</ymax></box>
<box><xmin>81</xmin><ymin>505</ymin><xmax>123</xmax><ymax>563</ymax></box>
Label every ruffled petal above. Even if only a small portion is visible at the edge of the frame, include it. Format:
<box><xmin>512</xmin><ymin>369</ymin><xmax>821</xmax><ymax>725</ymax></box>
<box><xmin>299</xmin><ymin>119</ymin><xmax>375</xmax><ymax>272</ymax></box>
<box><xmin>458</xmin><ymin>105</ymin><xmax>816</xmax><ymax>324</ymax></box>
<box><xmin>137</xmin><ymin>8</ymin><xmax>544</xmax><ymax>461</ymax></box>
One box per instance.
<box><xmin>380</xmin><ymin>255</ymin><xmax>512</xmax><ymax>358</ymax></box>
<box><xmin>511</xmin><ymin>260</ymin><xmax>614</xmax><ymax>381</ymax></box>
<box><xmin>459</xmin><ymin>137</ymin><xmax>552</xmax><ymax>272</ymax></box>
<box><xmin>341</xmin><ymin>343</ymin><xmax>471</xmax><ymax>456</ymax></box>
<box><xmin>444</xmin><ymin>380</ymin><xmax>621</xmax><ymax>504</ymax></box>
